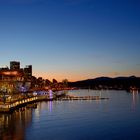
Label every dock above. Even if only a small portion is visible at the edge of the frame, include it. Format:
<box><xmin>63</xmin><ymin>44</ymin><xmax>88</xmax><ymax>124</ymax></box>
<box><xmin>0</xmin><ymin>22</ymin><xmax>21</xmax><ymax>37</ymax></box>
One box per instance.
<box><xmin>56</xmin><ymin>95</ymin><xmax>109</xmax><ymax>101</ymax></box>
<box><xmin>0</xmin><ymin>94</ymin><xmax>109</xmax><ymax>113</ymax></box>
<box><xmin>0</xmin><ymin>95</ymin><xmax>52</xmax><ymax>113</ymax></box>
<box><xmin>0</xmin><ymin>96</ymin><xmax>38</xmax><ymax>113</ymax></box>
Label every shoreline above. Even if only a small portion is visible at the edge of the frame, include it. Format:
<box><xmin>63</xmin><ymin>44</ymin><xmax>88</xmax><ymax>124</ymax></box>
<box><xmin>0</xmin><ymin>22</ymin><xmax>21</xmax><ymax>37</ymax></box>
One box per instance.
<box><xmin>0</xmin><ymin>90</ymin><xmax>109</xmax><ymax>113</ymax></box>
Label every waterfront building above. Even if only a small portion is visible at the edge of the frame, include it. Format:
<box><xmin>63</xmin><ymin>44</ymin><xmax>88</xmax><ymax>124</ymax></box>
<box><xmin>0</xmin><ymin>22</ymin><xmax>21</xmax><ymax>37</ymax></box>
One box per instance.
<box><xmin>24</xmin><ymin>65</ymin><xmax>32</xmax><ymax>79</ymax></box>
<box><xmin>0</xmin><ymin>69</ymin><xmax>24</xmax><ymax>93</ymax></box>
<box><xmin>10</xmin><ymin>61</ymin><xmax>20</xmax><ymax>70</ymax></box>
<box><xmin>0</xmin><ymin>61</ymin><xmax>32</xmax><ymax>94</ymax></box>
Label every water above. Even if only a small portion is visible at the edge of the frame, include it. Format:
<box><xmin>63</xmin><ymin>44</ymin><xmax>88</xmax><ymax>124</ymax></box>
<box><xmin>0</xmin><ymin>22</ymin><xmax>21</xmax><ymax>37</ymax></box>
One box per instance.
<box><xmin>0</xmin><ymin>90</ymin><xmax>140</xmax><ymax>140</ymax></box>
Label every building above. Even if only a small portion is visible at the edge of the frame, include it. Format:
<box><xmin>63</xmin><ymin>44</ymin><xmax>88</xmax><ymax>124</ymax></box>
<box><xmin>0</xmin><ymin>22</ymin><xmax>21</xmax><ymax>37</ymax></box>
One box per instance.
<box><xmin>0</xmin><ymin>69</ymin><xmax>24</xmax><ymax>94</ymax></box>
<box><xmin>0</xmin><ymin>61</ymin><xmax>32</xmax><ymax>94</ymax></box>
<box><xmin>24</xmin><ymin>65</ymin><xmax>32</xmax><ymax>79</ymax></box>
<box><xmin>10</xmin><ymin>61</ymin><xmax>20</xmax><ymax>70</ymax></box>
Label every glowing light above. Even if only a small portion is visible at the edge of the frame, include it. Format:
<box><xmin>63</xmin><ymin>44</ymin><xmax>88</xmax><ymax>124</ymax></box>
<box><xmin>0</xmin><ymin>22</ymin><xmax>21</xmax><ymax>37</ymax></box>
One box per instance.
<box><xmin>49</xmin><ymin>89</ymin><xmax>53</xmax><ymax>99</ymax></box>
<box><xmin>1</xmin><ymin>71</ymin><xmax>18</xmax><ymax>76</ymax></box>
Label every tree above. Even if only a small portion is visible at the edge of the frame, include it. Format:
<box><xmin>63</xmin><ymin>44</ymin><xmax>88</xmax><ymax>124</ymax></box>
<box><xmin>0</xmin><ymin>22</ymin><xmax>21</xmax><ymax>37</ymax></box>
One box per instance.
<box><xmin>62</xmin><ymin>79</ymin><xmax>68</xmax><ymax>87</ymax></box>
<box><xmin>31</xmin><ymin>76</ymin><xmax>37</xmax><ymax>88</ymax></box>
<box><xmin>52</xmin><ymin>79</ymin><xmax>58</xmax><ymax>84</ymax></box>
<box><xmin>37</xmin><ymin>77</ymin><xmax>43</xmax><ymax>88</ymax></box>
<box><xmin>45</xmin><ymin>79</ymin><xmax>52</xmax><ymax>86</ymax></box>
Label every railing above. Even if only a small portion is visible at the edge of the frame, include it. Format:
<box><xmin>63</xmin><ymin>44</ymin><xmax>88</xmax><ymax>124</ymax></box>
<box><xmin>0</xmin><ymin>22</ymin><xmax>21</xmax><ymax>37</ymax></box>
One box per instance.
<box><xmin>0</xmin><ymin>96</ymin><xmax>38</xmax><ymax>109</ymax></box>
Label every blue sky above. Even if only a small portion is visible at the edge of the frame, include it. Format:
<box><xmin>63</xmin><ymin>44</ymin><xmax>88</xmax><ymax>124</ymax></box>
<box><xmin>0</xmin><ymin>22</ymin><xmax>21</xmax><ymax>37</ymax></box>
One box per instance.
<box><xmin>0</xmin><ymin>0</ymin><xmax>140</xmax><ymax>81</ymax></box>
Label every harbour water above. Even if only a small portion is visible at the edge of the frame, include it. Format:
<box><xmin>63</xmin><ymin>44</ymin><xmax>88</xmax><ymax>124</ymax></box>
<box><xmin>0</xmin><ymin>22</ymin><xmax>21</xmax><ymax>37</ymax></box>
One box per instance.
<box><xmin>0</xmin><ymin>90</ymin><xmax>140</xmax><ymax>140</ymax></box>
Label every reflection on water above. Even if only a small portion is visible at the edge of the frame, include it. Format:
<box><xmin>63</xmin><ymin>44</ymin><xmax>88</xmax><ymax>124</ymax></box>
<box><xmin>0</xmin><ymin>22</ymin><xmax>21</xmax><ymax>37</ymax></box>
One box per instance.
<box><xmin>0</xmin><ymin>90</ymin><xmax>140</xmax><ymax>140</ymax></box>
<box><xmin>48</xmin><ymin>101</ymin><xmax>53</xmax><ymax>112</ymax></box>
<box><xmin>132</xmin><ymin>91</ymin><xmax>139</xmax><ymax>110</ymax></box>
<box><xmin>0</xmin><ymin>108</ymin><xmax>32</xmax><ymax>140</ymax></box>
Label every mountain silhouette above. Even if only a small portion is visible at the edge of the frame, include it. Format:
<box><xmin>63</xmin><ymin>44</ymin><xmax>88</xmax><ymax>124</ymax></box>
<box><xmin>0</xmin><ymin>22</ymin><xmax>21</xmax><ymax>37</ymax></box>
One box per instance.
<box><xmin>68</xmin><ymin>76</ymin><xmax>140</xmax><ymax>90</ymax></box>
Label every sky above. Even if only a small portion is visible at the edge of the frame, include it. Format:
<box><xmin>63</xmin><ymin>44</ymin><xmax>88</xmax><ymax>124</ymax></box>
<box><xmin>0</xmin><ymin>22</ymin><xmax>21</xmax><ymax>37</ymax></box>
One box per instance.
<box><xmin>0</xmin><ymin>0</ymin><xmax>140</xmax><ymax>82</ymax></box>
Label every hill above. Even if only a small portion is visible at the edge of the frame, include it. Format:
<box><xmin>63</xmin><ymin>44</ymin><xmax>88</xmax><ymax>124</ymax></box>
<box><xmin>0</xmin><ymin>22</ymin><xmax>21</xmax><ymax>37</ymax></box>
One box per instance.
<box><xmin>68</xmin><ymin>76</ymin><xmax>140</xmax><ymax>90</ymax></box>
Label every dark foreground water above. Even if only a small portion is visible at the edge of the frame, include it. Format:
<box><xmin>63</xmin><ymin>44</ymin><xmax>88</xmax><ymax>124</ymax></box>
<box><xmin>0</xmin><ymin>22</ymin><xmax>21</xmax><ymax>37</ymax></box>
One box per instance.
<box><xmin>0</xmin><ymin>90</ymin><xmax>140</xmax><ymax>140</ymax></box>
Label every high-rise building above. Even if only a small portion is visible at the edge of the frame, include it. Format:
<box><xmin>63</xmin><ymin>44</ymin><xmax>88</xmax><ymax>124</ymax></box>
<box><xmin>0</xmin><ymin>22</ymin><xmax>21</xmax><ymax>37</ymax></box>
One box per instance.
<box><xmin>10</xmin><ymin>61</ymin><xmax>20</xmax><ymax>70</ymax></box>
<box><xmin>24</xmin><ymin>65</ymin><xmax>32</xmax><ymax>79</ymax></box>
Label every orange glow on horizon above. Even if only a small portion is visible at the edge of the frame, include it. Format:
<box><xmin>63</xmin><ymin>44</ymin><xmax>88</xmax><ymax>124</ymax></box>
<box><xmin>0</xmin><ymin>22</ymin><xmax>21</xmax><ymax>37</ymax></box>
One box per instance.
<box><xmin>33</xmin><ymin>70</ymin><xmax>140</xmax><ymax>82</ymax></box>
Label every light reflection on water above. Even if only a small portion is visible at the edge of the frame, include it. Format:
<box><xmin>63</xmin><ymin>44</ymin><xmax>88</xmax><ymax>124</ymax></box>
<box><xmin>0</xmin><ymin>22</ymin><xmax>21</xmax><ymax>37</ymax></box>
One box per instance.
<box><xmin>0</xmin><ymin>90</ymin><xmax>140</xmax><ymax>140</ymax></box>
<box><xmin>0</xmin><ymin>108</ymin><xmax>32</xmax><ymax>140</ymax></box>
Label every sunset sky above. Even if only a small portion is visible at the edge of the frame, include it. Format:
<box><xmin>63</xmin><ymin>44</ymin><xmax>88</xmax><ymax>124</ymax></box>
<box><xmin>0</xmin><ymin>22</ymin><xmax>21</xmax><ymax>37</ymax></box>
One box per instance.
<box><xmin>0</xmin><ymin>0</ymin><xmax>140</xmax><ymax>82</ymax></box>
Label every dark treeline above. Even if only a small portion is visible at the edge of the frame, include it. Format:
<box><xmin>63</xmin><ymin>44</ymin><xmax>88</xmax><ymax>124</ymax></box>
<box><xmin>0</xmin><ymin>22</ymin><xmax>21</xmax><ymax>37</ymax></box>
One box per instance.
<box><xmin>68</xmin><ymin>76</ymin><xmax>140</xmax><ymax>90</ymax></box>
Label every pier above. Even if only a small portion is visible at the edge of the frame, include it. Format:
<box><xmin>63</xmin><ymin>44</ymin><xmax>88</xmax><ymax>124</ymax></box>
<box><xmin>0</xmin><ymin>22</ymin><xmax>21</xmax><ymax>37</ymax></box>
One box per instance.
<box><xmin>57</xmin><ymin>95</ymin><xmax>109</xmax><ymax>101</ymax></box>
<box><xmin>0</xmin><ymin>95</ymin><xmax>52</xmax><ymax>113</ymax></box>
<box><xmin>0</xmin><ymin>94</ymin><xmax>109</xmax><ymax>113</ymax></box>
<box><xmin>0</xmin><ymin>96</ymin><xmax>38</xmax><ymax>113</ymax></box>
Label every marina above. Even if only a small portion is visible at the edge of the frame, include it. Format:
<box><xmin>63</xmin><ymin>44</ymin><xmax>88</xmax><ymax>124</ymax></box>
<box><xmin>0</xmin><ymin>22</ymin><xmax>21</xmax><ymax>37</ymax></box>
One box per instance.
<box><xmin>1</xmin><ymin>90</ymin><xmax>140</xmax><ymax>140</ymax></box>
<box><xmin>0</xmin><ymin>91</ymin><xmax>109</xmax><ymax>113</ymax></box>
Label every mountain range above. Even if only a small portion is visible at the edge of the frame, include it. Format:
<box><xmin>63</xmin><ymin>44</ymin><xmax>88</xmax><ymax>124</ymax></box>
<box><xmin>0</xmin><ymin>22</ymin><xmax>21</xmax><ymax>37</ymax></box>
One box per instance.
<box><xmin>68</xmin><ymin>76</ymin><xmax>140</xmax><ymax>90</ymax></box>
